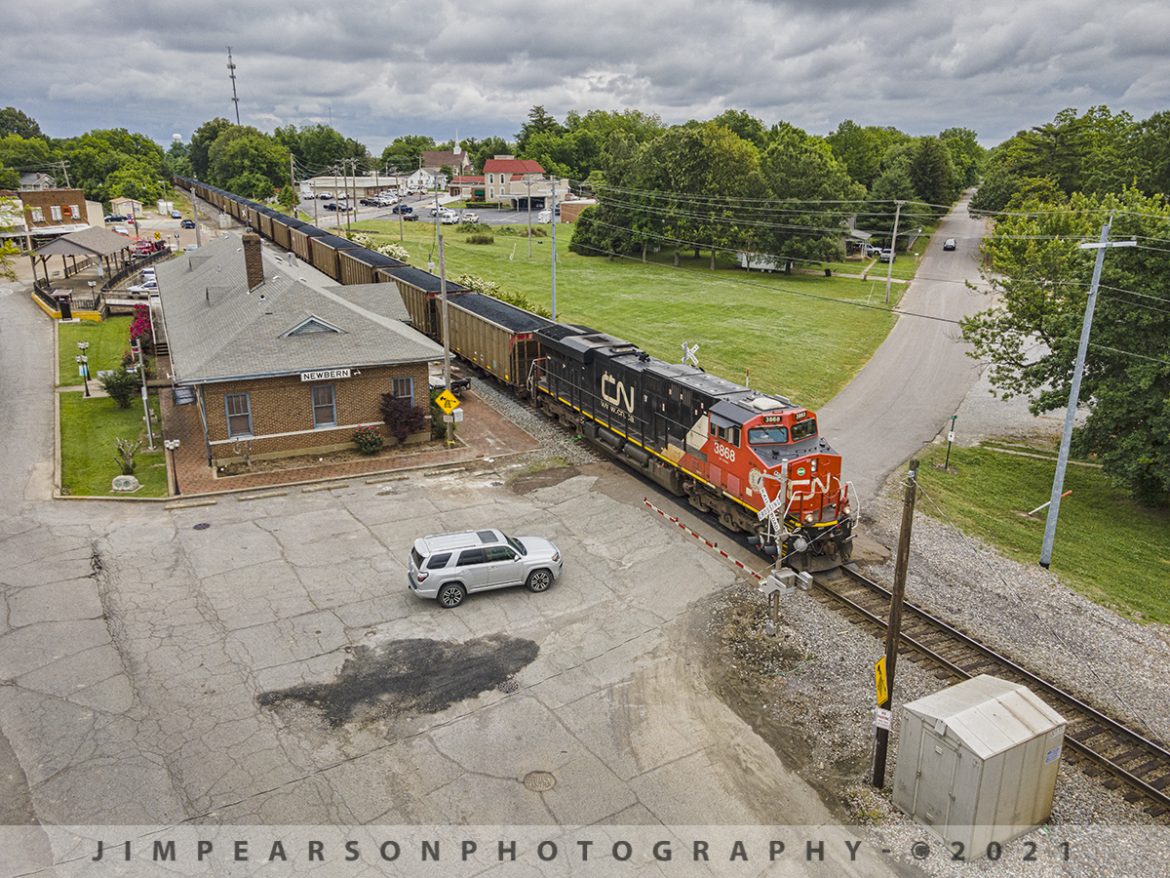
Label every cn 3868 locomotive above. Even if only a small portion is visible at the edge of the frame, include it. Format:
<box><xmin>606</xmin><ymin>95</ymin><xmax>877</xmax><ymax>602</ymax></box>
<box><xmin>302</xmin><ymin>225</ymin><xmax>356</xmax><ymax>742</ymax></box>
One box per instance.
<box><xmin>531</xmin><ymin>324</ymin><xmax>854</xmax><ymax>571</ymax></box>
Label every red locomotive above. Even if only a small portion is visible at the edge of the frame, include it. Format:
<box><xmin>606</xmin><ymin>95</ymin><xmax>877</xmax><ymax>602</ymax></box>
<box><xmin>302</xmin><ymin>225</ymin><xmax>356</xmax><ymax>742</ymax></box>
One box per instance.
<box><xmin>532</xmin><ymin>325</ymin><xmax>853</xmax><ymax>570</ymax></box>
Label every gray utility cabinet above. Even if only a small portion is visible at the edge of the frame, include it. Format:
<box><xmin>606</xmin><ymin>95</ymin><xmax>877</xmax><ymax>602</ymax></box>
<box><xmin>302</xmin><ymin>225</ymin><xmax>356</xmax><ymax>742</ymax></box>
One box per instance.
<box><xmin>893</xmin><ymin>675</ymin><xmax>1066</xmax><ymax>858</ymax></box>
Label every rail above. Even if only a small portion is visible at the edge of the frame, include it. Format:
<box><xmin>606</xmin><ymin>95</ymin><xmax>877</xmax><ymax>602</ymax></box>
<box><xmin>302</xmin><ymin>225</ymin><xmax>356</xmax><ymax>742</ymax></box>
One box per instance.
<box><xmin>816</xmin><ymin>564</ymin><xmax>1170</xmax><ymax>818</ymax></box>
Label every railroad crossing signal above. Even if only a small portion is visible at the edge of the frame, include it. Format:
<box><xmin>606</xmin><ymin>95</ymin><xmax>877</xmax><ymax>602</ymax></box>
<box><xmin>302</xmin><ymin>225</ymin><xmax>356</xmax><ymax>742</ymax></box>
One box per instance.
<box><xmin>434</xmin><ymin>389</ymin><xmax>461</xmax><ymax>415</ymax></box>
<box><xmin>681</xmin><ymin>342</ymin><xmax>700</xmax><ymax>367</ymax></box>
<box><xmin>153</xmin><ymin>231</ymin><xmax>161</xmax><ymax>240</ymax></box>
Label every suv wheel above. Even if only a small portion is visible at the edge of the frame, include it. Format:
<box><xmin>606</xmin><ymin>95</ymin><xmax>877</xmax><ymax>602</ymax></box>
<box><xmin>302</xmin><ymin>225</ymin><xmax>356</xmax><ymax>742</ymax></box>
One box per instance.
<box><xmin>437</xmin><ymin>583</ymin><xmax>466</xmax><ymax>608</ymax></box>
<box><xmin>526</xmin><ymin>569</ymin><xmax>553</xmax><ymax>593</ymax></box>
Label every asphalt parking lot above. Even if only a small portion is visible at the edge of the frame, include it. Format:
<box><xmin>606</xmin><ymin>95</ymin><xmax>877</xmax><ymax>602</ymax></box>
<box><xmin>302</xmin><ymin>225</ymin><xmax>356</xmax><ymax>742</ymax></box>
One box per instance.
<box><xmin>3</xmin><ymin>460</ymin><xmax>882</xmax><ymax>854</ymax></box>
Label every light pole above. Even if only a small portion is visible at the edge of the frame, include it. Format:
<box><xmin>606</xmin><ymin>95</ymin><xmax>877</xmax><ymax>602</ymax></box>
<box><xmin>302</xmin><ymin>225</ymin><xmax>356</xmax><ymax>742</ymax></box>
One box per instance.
<box><xmin>164</xmin><ymin>438</ymin><xmax>181</xmax><ymax>495</ymax></box>
<box><xmin>525</xmin><ymin>178</ymin><xmax>533</xmax><ymax>258</ymax></box>
<box><xmin>75</xmin><ymin>341</ymin><xmax>90</xmax><ymax>397</ymax></box>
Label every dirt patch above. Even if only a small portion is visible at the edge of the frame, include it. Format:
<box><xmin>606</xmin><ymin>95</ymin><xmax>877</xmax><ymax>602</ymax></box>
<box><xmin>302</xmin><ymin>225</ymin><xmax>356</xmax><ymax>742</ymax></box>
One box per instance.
<box><xmin>217</xmin><ymin>440</ymin><xmax>447</xmax><ymax>478</ymax></box>
<box><xmin>698</xmin><ymin>587</ymin><xmax>872</xmax><ymax>818</ymax></box>
<box><xmin>257</xmin><ymin>635</ymin><xmax>538</xmax><ymax>727</ymax></box>
<box><xmin>507</xmin><ymin>464</ymin><xmax>580</xmax><ymax>495</ymax></box>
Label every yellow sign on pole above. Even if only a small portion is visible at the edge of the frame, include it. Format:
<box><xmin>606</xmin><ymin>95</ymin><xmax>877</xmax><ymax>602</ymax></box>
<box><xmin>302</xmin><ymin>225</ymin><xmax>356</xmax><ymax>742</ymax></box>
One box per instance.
<box><xmin>153</xmin><ymin>231</ymin><xmax>161</xmax><ymax>240</ymax></box>
<box><xmin>874</xmin><ymin>657</ymin><xmax>888</xmax><ymax>706</ymax></box>
<box><xmin>434</xmin><ymin>389</ymin><xmax>461</xmax><ymax>415</ymax></box>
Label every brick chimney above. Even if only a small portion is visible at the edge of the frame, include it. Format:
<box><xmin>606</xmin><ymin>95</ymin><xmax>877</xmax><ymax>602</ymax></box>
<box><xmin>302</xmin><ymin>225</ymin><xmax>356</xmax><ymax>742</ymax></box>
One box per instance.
<box><xmin>243</xmin><ymin>231</ymin><xmax>264</xmax><ymax>290</ymax></box>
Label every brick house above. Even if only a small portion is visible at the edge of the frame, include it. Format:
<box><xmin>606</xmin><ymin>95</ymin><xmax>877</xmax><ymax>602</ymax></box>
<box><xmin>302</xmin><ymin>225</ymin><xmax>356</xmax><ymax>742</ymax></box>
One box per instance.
<box><xmin>11</xmin><ymin>188</ymin><xmax>104</xmax><ymax>247</ymax></box>
<box><xmin>154</xmin><ymin>232</ymin><xmax>443</xmax><ymax>467</ymax></box>
<box><xmin>481</xmin><ymin>156</ymin><xmax>571</xmax><ymax>209</ymax></box>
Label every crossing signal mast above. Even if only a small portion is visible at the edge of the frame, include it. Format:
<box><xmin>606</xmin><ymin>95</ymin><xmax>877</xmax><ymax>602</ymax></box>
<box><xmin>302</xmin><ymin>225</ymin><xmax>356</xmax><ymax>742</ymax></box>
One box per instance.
<box><xmin>226</xmin><ymin>46</ymin><xmax>241</xmax><ymax>124</ymax></box>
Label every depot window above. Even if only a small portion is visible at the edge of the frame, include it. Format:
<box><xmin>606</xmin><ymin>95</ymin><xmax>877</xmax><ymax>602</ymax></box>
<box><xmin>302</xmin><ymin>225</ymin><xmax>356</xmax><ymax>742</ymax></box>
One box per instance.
<box><xmin>392</xmin><ymin>376</ymin><xmax>414</xmax><ymax>401</ymax></box>
<box><xmin>311</xmin><ymin>384</ymin><xmax>337</xmax><ymax>428</ymax></box>
<box><xmin>225</xmin><ymin>393</ymin><xmax>252</xmax><ymax>438</ymax></box>
<box><xmin>748</xmin><ymin>425</ymin><xmax>788</xmax><ymax>445</ymax></box>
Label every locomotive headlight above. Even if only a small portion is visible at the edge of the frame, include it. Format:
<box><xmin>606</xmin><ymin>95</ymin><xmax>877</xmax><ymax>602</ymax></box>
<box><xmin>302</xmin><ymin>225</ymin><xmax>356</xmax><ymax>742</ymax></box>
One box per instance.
<box><xmin>792</xmin><ymin>536</ymin><xmax>809</xmax><ymax>553</ymax></box>
<box><xmin>804</xmin><ymin>512</ymin><xmax>815</xmax><ymax>524</ymax></box>
<box><xmin>843</xmin><ymin>503</ymin><xmax>852</xmax><ymax>516</ymax></box>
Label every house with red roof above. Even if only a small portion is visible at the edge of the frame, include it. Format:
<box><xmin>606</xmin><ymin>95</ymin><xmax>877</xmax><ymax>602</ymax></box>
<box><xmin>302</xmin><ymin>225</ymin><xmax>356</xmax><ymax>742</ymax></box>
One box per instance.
<box><xmin>480</xmin><ymin>156</ymin><xmax>569</xmax><ymax>209</ymax></box>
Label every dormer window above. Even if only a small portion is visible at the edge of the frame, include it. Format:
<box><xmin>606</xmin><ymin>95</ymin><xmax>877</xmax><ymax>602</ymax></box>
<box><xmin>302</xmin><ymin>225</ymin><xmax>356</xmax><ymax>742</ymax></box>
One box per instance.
<box><xmin>281</xmin><ymin>315</ymin><xmax>344</xmax><ymax>337</ymax></box>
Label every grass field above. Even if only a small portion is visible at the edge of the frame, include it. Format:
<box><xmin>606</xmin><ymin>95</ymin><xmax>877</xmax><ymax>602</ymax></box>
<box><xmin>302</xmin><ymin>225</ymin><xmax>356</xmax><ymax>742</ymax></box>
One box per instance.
<box><xmin>59</xmin><ymin>391</ymin><xmax>167</xmax><ymax>497</ymax></box>
<box><xmin>58</xmin><ymin>317</ymin><xmax>131</xmax><ymax>386</ymax></box>
<box><xmin>355</xmin><ymin>221</ymin><xmax>912</xmax><ymax>408</ymax></box>
<box><xmin>914</xmin><ymin>443</ymin><xmax>1170</xmax><ymax>624</ymax></box>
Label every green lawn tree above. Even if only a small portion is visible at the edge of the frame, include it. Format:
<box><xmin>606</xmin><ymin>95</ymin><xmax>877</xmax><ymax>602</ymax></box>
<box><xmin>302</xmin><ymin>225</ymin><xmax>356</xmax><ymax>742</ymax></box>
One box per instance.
<box><xmin>962</xmin><ymin>188</ymin><xmax>1170</xmax><ymax>505</ymax></box>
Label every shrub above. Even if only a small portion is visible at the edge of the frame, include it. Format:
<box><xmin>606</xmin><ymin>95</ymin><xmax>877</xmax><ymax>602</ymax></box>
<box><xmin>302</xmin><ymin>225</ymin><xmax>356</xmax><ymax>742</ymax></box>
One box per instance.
<box><xmin>352</xmin><ymin>426</ymin><xmax>385</xmax><ymax>455</ymax></box>
<box><xmin>465</xmin><ymin>233</ymin><xmax>494</xmax><ymax>245</ymax></box>
<box><xmin>376</xmin><ymin>241</ymin><xmax>410</xmax><ymax>262</ymax></box>
<box><xmin>113</xmin><ymin>437</ymin><xmax>141</xmax><ymax>475</ymax></box>
<box><xmin>459</xmin><ymin>221</ymin><xmax>489</xmax><ymax>232</ymax></box>
<box><xmin>129</xmin><ymin>304</ymin><xmax>152</xmax><ymax>349</ymax></box>
<box><xmin>380</xmin><ymin>394</ymin><xmax>426</xmax><ymax>444</ymax></box>
<box><xmin>100</xmin><ymin>368</ymin><xmax>139</xmax><ymax>409</ymax></box>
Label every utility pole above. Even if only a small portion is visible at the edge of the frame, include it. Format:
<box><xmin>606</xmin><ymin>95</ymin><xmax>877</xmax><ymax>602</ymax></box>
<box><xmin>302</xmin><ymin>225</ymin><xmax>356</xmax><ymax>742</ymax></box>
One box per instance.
<box><xmin>435</xmin><ymin>191</ymin><xmax>454</xmax><ymax>448</ymax></box>
<box><xmin>332</xmin><ymin>166</ymin><xmax>341</xmax><ymax>232</ymax></box>
<box><xmin>525</xmin><ymin>179</ymin><xmax>533</xmax><ymax>258</ymax></box>
<box><xmin>872</xmin><ymin>458</ymin><xmax>918</xmax><ymax>789</ymax></box>
<box><xmin>56</xmin><ymin>160</ymin><xmax>71</xmax><ymax>188</ymax></box>
<box><xmin>289</xmin><ymin>154</ymin><xmax>296</xmax><ymax>192</ymax></box>
<box><xmin>883</xmin><ymin>200</ymin><xmax>904</xmax><ymax>305</ymax></box>
<box><xmin>550</xmin><ymin>178</ymin><xmax>557</xmax><ymax>320</ymax></box>
<box><xmin>226</xmin><ymin>47</ymin><xmax>241</xmax><ymax>125</ymax></box>
<box><xmin>186</xmin><ymin>186</ymin><xmax>202</xmax><ymax>247</ymax></box>
<box><xmin>1040</xmin><ymin>215</ymin><xmax>1135</xmax><ymax>568</ymax></box>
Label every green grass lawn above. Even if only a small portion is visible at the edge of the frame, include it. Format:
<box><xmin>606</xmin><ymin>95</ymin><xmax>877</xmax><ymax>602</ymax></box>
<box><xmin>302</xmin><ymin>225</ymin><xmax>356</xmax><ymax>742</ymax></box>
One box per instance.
<box><xmin>915</xmin><ymin>443</ymin><xmax>1170</xmax><ymax>623</ymax></box>
<box><xmin>355</xmin><ymin>221</ymin><xmax>911</xmax><ymax>408</ymax></box>
<box><xmin>58</xmin><ymin>317</ymin><xmax>132</xmax><ymax>386</ymax></box>
<box><xmin>60</xmin><ymin>392</ymin><xmax>168</xmax><ymax>497</ymax></box>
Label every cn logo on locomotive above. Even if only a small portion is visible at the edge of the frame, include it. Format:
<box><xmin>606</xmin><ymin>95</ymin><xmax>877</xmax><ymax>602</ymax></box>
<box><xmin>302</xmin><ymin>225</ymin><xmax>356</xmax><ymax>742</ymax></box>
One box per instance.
<box><xmin>600</xmin><ymin>371</ymin><xmax>636</xmax><ymax>415</ymax></box>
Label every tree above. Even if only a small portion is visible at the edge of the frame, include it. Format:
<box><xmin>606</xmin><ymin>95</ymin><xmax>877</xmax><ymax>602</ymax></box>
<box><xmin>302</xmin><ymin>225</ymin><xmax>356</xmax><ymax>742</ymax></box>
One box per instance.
<box><xmin>277</xmin><ymin>185</ymin><xmax>298</xmax><ymax>212</ymax></box>
<box><xmin>189</xmin><ymin>118</ymin><xmax>234</xmax><ymax>180</ymax></box>
<box><xmin>466</xmin><ymin>136</ymin><xmax>511</xmax><ymax>173</ymax></box>
<box><xmin>380</xmin><ymin>135</ymin><xmax>436</xmax><ymax>173</ymax></box>
<box><xmin>380</xmin><ymin>394</ymin><xmax>426</xmax><ymax>443</ymax></box>
<box><xmin>0</xmin><ymin>161</ymin><xmax>17</xmax><ymax>190</ymax></box>
<box><xmin>712</xmin><ymin>110</ymin><xmax>768</xmax><ymax>149</ymax></box>
<box><xmin>962</xmin><ymin>188</ymin><xmax>1170</xmax><ymax>505</ymax></box>
<box><xmin>207</xmin><ymin>126</ymin><xmax>289</xmax><ymax>195</ymax></box>
<box><xmin>0</xmin><ymin>133</ymin><xmax>54</xmax><ymax>171</ymax></box>
<box><xmin>0</xmin><ymin>107</ymin><xmax>42</xmax><ymax>139</ymax></box>
<box><xmin>939</xmin><ymin>127</ymin><xmax>985</xmax><ymax>188</ymax></box>
<box><xmin>100</xmin><ymin>368</ymin><xmax>139</xmax><ymax>409</ymax></box>
<box><xmin>55</xmin><ymin>129</ymin><xmax>167</xmax><ymax>203</ymax></box>
<box><xmin>1135</xmin><ymin>110</ymin><xmax>1170</xmax><ymax>197</ymax></box>
<box><xmin>164</xmin><ymin>140</ymin><xmax>193</xmax><ymax>179</ymax></box>
<box><xmin>909</xmin><ymin>137</ymin><xmax>960</xmax><ymax>208</ymax></box>
<box><xmin>0</xmin><ymin>195</ymin><xmax>21</xmax><ymax>280</ymax></box>
<box><xmin>276</xmin><ymin>124</ymin><xmax>369</xmax><ymax>173</ymax></box>
<box><xmin>516</xmin><ymin>106</ymin><xmax>564</xmax><ymax>154</ymax></box>
<box><xmin>826</xmin><ymin>121</ymin><xmax>912</xmax><ymax>188</ymax></box>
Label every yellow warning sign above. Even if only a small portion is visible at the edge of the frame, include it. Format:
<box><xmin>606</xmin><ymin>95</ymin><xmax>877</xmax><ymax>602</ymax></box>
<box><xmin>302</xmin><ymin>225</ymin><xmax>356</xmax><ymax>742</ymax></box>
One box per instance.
<box><xmin>153</xmin><ymin>231</ymin><xmax>161</xmax><ymax>240</ymax></box>
<box><xmin>874</xmin><ymin>657</ymin><xmax>888</xmax><ymax>706</ymax></box>
<box><xmin>434</xmin><ymin>389</ymin><xmax>461</xmax><ymax>414</ymax></box>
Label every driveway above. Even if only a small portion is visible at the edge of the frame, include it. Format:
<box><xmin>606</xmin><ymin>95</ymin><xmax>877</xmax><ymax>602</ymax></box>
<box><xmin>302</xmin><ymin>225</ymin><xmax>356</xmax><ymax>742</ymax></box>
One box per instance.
<box><xmin>818</xmin><ymin>193</ymin><xmax>989</xmax><ymax>501</ymax></box>
<box><xmin>0</xmin><ymin>289</ymin><xmax>904</xmax><ymax>876</ymax></box>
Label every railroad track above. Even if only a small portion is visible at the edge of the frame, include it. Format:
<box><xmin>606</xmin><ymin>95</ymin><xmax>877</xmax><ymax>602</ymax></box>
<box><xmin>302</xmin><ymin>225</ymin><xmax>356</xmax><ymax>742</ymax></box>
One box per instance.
<box><xmin>815</xmin><ymin>564</ymin><xmax>1170</xmax><ymax>819</ymax></box>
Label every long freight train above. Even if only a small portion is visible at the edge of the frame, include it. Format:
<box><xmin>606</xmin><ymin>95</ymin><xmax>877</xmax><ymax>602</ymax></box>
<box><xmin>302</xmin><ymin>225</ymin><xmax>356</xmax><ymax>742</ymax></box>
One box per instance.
<box><xmin>175</xmin><ymin>178</ymin><xmax>854</xmax><ymax>569</ymax></box>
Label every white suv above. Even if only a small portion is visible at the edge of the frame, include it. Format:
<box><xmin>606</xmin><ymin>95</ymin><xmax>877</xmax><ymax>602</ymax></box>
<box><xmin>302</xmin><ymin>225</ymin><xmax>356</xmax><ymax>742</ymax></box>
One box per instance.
<box><xmin>408</xmin><ymin>529</ymin><xmax>563</xmax><ymax>608</ymax></box>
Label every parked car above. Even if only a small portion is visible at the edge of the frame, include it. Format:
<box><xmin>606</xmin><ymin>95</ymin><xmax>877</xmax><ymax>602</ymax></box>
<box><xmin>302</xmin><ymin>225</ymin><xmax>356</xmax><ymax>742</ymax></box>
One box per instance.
<box><xmin>439</xmin><ymin>208</ymin><xmax>460</xmax><ymax>224</ymax></box>
<box><xmin>865</xmin><ymin>243</ymin><xmax>882</xmax><ymax>257</ymax></box>
<box><xmin>537</xmin><ymin>209</ymin><xmax>551</xmax><ymax>223</ymax></box>
<box><xmin>407</xmin><ymin>528</ymin><xmax>564</xmax><ymax>608</ymax></box>
<box><xmin>460</xmin><ymin>211</ymin><xmax>480</xmax><ymax>223</ymax></box>
<box><xmin>323</xmin><ymin>202</ymin><xmax>338</xmax><ymax>211</ymax></box>
<box><xmin>943</xmin><ymin>238</ymin><xmax>957</xmax><ymax>251</ymax></box>
<box><xmin>879</xmin><ymin>248</ymin><xmax>895</xmax><ymax>262</ymax></box>
<box><xmin>403</xmin><ymin>213</ymin><xmax>419</xmax><ymax>222</ymax></box>
<box><xmin>112</xmin><ymin>225</ymin><xmax>130</xmax><ymax>236</ymax></box>
<box><xmin>104</xmin><ymin>214</ymin><xmax>126</xmax><ymax>223</ymax></box>
<box><xmin>180</xmin><ymin>219</ymin><xmax>196</xmax><ymax>229</ymax></box>
<box><xmin>392</xmin><ymin>204</ymin><xmax>414</xmax><ymax>215</ymax></box>
<box><xmin>127</xmin><ymin>280</ymin><xmax>158</xmax><ymax>297</ymax></box>
<box><xmin>318</xmin><ymin>192</ymin><xmax>333</xmax><ymax>199</ymax></box>
<box><xmin>170</xmin><ymin>210</ymin><xmax>182</xmax><ymax>219</ymax></box>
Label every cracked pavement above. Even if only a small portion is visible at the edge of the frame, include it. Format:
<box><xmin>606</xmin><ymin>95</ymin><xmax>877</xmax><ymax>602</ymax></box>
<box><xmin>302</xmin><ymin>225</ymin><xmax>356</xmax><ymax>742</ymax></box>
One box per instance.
<box><xmin>0</xmin><ymin>288</ymin><xmax>902</xmax><ymax>877</ymax></box>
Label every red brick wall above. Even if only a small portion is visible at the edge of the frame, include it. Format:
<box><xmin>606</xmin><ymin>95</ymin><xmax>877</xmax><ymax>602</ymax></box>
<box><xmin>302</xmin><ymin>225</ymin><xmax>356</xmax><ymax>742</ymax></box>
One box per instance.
<box><xmin>20</xmin><ymin>189</ymin><xmax>86</xmax><ymax>228</ymax></box>
<box><xmin>201</xmin><ymin>362</ymin><xmax>431</xmax><ymax>461</ymax></box>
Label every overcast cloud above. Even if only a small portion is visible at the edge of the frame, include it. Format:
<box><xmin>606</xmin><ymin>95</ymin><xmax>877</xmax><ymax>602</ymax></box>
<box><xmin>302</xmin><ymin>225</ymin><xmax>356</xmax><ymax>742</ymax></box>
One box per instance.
<box><xmin>4</xmin><ymin>0</ymin><xmax>1169</xmax><ymax>151</ymax></box>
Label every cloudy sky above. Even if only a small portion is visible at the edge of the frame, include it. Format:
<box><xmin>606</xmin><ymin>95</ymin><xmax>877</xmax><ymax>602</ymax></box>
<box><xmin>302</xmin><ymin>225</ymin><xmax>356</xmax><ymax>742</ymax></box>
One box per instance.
<box><xmin>5</xmin><ymin>0</ymin><xmax>1169</xmax><ymax>152</ymax></box>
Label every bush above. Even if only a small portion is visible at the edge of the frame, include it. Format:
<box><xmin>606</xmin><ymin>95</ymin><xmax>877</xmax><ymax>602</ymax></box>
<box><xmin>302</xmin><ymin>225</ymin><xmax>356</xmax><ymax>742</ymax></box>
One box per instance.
<box><xmin>352</xmin><ymin>426</ymin><xmax>385</xmax><ymax>455</ymax></box>
<box><xmin>114</xmin><ymin>437</ymin><xmax>141</xmax><ymax>475</ymax></box>
<box><xmin>100</xmin><ymin>368</ymin><xmax>139</xmax><ymax>409</ymax></box>
<box><xmin>379</xmin><ymin>395</ymin><xmax>426</xmax><ymax>444</ymax></box>
<box><xmin>465</xmin><ymin>233</ymin><xmax>494</xmax><ymax>245</ymax></box>
<box><xmin>459</xmin><ymin>221</ymin><xmax>489</xmax><ymax>232</ymax></box>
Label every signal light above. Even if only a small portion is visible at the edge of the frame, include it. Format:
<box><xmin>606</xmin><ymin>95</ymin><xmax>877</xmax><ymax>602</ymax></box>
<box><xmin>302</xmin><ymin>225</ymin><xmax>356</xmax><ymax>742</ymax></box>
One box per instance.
<box><xmin>762</xmin><ymin>545</ymin><xmax>779</xmax><ymax>556</ymax></box>
<box><xmin>747</xmin><ymin>535</ymin><xmax>763</xmax><ymax>546</ymax></box>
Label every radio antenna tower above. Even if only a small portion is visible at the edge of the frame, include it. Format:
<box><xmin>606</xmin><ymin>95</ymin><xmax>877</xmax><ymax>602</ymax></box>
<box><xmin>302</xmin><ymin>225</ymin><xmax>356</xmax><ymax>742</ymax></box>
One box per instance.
<box><xmin>226</xmin><ymin>46</ymin><xmax>241</xmax><ymax>124</ymax></box>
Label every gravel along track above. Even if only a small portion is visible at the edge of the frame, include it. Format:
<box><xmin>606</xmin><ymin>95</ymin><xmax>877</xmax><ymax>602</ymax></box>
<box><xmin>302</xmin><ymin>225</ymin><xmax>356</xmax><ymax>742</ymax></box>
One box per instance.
<box><xmin>463</xmin><ymin>378</ymin><xmax>602</xmax><ymax>467</ymax></box>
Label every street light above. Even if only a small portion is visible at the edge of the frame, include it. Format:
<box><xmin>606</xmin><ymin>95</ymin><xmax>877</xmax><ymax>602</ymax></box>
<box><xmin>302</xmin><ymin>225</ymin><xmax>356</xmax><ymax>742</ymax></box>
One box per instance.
<box><xmin>76</xmin><ymin>341</ymin><xmax>90</xmax><ymax>397</ymax></box>
<box><xmin>163</xmin><ymin>438</ymin><xmax>181</xmax><ymax>495</ymax></box>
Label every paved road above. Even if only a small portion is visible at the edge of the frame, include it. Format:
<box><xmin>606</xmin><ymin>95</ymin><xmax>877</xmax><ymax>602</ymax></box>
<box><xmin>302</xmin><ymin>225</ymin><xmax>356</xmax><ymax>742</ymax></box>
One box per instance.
<box><xmin>819</xmin><ymin>194</ymin><xmax>989</xmax><ymax>502</ymax></box>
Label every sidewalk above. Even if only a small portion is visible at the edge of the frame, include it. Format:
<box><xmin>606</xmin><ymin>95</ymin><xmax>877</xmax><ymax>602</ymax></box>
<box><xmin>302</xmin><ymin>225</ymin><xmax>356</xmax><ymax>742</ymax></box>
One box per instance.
<box><xmin>159</xmin><ymin>389</ymin><xmax>541</xmax><ymax>496</ymax></box>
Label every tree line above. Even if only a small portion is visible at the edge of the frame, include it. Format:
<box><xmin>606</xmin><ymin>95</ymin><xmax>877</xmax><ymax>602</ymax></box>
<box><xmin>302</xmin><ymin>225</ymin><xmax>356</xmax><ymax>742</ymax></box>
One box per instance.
<box><xmin>961</xmin><ymin>105</ymin><xmax>1170</xmax><ymax>506</ymax></box>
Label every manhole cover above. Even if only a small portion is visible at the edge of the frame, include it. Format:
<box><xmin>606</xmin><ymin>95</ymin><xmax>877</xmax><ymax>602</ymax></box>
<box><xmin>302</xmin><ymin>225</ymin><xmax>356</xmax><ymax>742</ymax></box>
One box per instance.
<box><xmin>497</xmin><ymin>678</ymin><xmax>520</xmax><ymax>694</ymax></box>
<box><xmin>193</xmin><ymin>522</ymin><xmax>211</xmax><ymax>531</ymax></box>
<box><xmin>523</xmin><ymin>771</ymin><xmax>556</xmax><ymax>792</ymax></box>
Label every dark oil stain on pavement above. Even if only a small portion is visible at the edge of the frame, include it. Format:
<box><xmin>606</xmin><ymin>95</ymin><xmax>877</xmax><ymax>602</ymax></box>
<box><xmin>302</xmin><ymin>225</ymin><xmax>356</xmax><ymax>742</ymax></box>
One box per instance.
<box><xmin>257</xmin><ymin>635</ymin><xmax>539</xmax><ymax>727</ymax></box>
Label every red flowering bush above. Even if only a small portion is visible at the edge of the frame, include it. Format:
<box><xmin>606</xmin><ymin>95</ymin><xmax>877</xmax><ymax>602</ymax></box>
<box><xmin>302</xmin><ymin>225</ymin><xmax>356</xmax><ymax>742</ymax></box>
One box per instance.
<box><xmin>129</xmin><ymin>305</ymin><xmax>153</xmax><ymax>352</ymax></box>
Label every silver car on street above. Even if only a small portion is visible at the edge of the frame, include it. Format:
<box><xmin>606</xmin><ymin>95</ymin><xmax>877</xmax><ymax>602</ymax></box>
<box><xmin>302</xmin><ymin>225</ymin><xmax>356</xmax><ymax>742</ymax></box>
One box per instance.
<box><xmin>407</xmin><ymin>529</ymin><xmax>564</xmax><ymax>608</ymax></box>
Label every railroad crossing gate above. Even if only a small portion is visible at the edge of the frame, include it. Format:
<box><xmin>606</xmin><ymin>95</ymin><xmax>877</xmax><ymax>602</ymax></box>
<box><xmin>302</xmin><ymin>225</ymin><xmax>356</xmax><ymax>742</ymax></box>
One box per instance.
<box><xmin>434</xmin><ymin>389</ymin><xmax>461</xmax><ymax>415</ymax></box>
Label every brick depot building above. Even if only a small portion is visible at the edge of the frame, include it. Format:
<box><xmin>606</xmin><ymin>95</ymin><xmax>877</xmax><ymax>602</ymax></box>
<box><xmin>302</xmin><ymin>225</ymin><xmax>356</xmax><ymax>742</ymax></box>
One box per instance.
<box><xmin>155</xmin><ymin>232</ymin><xmax>442</xmax><ymax>467</ymax></box>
